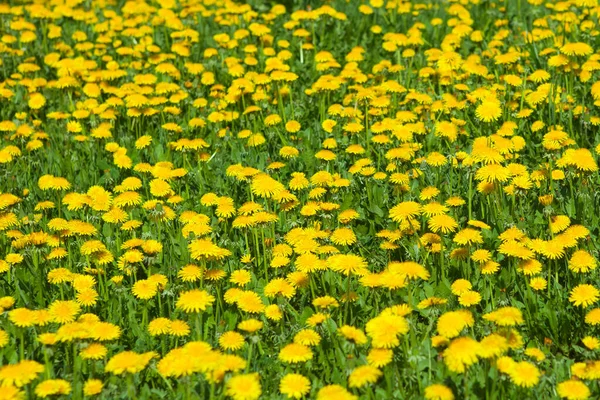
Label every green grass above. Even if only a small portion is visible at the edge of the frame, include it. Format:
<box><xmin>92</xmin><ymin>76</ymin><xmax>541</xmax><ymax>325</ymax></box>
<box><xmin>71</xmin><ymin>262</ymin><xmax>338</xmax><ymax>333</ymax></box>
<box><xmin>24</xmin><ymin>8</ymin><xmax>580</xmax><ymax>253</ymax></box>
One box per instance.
<box><xmin>0</xmin><ymin>0</ymin><xmax>599</xmax><ymax>398</ymax></box>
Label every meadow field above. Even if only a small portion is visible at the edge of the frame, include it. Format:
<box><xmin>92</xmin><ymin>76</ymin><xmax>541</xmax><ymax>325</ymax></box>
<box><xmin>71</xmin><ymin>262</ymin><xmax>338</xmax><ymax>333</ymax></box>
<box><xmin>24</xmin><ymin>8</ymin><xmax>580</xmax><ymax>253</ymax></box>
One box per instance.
<box><xmin>0</xmin><ymin>0</ymin><xmax>599</xmax><ymax>398</ymax></box>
